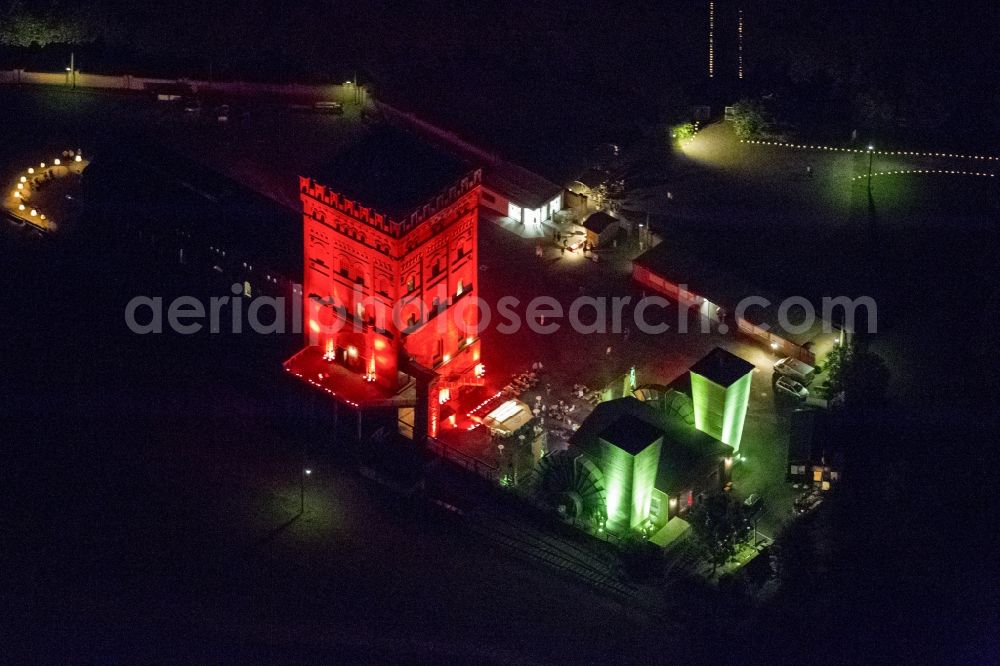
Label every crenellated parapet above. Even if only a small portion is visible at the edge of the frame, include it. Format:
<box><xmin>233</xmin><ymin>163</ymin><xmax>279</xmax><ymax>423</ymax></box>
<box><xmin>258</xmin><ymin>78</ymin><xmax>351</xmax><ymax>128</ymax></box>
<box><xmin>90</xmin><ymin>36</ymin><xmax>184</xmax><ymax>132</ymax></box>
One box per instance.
<box><xmin>299</xmin><ymin>169</ymin><xmax>481</xmax><ymax>241</ymax></box>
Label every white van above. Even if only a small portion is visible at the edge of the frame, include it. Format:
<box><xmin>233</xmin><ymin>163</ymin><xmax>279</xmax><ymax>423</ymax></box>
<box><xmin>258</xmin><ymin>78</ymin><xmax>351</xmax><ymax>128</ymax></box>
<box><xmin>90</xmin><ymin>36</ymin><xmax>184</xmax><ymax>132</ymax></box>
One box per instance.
<box><xmin>773</xmin><ymin>357</ymin><xmax>816</xmax><ymax>385</ymax></box>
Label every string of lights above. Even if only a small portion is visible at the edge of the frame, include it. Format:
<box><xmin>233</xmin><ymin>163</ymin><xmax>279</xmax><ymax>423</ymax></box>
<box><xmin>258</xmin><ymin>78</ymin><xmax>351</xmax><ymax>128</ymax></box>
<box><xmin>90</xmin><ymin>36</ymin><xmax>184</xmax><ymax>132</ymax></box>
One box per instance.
<box><xmin>851</xmin><ymin>169</ymin><xmax>995</xmax><ymax>181</ymax></box>
<box><xmin>5</xmin><ymin>150</ymin><xmax>85</xmax><ymax>231</ymax></box>
<box><xmin>741</xmin><ymin>139</ymin><xmax>1000</xmax><ymax>161</ymax></box>
<box><xmin>708</xmin><ymin>2</ymin><xmax>715</xmax><ymax>78</ymax></box>
<box><xmin>289</xmin><ymin>367</ymin><xmax>361</xmax><ymax>408</ymax></box>
<box><xmin>737</xmin><ymin>8</ymin><xmax>744</xmax><ymax>80</ymax></box>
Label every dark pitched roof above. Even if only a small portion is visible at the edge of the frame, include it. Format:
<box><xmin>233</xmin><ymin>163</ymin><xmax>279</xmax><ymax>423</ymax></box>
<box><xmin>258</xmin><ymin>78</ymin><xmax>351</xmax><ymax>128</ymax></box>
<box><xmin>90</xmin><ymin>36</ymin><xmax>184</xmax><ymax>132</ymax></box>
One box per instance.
<box><xmin>84</xmin><ymin>138</ymin><xmax>301</xmax><ymax>278</ymax></box>
<box><xmin>655</xmin><ymin>412</ymin><xmax>732</xmax><ymax>495</ymax></box>
<box><xmin>312</xmin><ymin>125</ymin><xmax>471</xmax><ymax>217</ymax></box>
<box><xmin>688</xmin><ymin>347</ymin><xmax>755</xmax><ymax>388</ymax></box>
<box><xmin>571</xmin><ymin>397</ymin><xmax>733</xmax><ymax>495</ymax></box>
<box><xmin>576</xmin><ymin>168</ymin><xmax>608</xmax><ymax>189</ymax></box>
<box><xmin>632</xmin><ymin>242</ymin><xmax>825</xmax><ymax>345</ymax></box>
<box><xmin>598</xmin><ymin>413</ymin><xmax>663</xmax><ymax>455</ymax></box>
<box><xmin>583</xmin><ymin>211</ymin><xmax>617</xmax><ymax>234</ymax></box>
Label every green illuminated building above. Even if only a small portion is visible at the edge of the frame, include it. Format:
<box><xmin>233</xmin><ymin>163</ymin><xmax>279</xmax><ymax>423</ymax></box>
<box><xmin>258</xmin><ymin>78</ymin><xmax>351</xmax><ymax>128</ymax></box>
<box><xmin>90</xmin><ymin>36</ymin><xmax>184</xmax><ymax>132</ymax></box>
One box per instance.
<box><xmin>569</xmin><ymin>396</ymin><xmax>732</xmax><ymax>535</ymax></box>
<box><xmin>689</xmin><ymin>347</ymin><xmax>754</xmax><ymax>451</ymax></box>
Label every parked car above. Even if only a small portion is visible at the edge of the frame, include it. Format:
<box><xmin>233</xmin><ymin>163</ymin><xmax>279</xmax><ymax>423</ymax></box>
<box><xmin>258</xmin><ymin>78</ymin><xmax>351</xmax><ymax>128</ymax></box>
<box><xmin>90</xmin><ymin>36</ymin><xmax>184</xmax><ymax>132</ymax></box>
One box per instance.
<box><xmin>804</xmin><ymin>395</ymin><xmax>829</xmax><ymax>409</ymax></box>
<box><xmin>182</xmin><ymin>97</ymin><xmax>202</xmax><ymax>114</ymax></box>
<box><xmin>794</xmin><ymin>492</ymin><xmax>823</xmax><ymax>515</ymax></box>
<box><xmin>313</xmin><ymin>100</ymin><xmax>344</xmax><ymax>114</ymax></box>
<box><xmin>775</xmin><ymin>375</ymin><xmax>809</xmax><ymax>402</ymax></box>
<box><xmin>744</xmin><ymin>493</ymin><xmax>763</xmax><ymax>515</ymax></box>
<box><xmin>774</xmin><ymin>356</ymin><xmax>816</xmax><ymax>384</ymax></box>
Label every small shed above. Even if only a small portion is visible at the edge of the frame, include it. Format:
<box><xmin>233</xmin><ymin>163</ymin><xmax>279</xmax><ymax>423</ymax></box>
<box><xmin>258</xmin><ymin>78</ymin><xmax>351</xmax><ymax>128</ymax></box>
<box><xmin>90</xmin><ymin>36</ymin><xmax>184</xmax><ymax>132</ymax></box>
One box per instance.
<box><xmin>582</xmin><ymin>211</ymin><xmax>619</xmax><ymax>247</ymax></box>
<box><xmin>649</xmin><ymin>516</ymin><xmax>691</xmax><ymax>548</ymax></box>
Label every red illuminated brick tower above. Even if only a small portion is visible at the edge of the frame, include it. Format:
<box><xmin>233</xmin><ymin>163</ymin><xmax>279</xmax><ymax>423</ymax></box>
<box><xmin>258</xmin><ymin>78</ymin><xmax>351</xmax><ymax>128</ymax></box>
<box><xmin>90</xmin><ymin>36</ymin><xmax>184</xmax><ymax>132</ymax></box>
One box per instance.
<box><xmin>284</xmin><ymin>126</ymin><xmax>483</xmax><ymax>442</ymax></box>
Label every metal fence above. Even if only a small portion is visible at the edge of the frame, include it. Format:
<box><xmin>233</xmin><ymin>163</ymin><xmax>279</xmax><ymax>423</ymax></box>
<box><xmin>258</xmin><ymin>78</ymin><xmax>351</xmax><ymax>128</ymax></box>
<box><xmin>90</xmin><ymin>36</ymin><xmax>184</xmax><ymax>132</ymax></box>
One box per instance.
<box><xmin>426</xmin><ymin>436</ymin><xmax>499</xmax><ymax>482</ymax></box>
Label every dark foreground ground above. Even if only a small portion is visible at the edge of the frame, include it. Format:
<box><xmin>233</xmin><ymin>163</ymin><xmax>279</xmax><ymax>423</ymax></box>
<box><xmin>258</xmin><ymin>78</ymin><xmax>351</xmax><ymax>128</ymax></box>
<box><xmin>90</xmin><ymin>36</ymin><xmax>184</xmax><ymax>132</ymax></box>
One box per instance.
<box><xmin>0</xmin><ymin>229</ymin><xmax>688</xmax><ymax>663</ymax></box>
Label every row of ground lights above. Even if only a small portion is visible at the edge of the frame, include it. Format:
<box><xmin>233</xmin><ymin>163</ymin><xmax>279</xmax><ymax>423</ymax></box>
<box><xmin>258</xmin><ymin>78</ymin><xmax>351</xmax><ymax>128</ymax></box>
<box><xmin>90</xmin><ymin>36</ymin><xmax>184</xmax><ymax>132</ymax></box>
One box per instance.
<box><xmin>287</xmin><ymin>367</ymin><xmax>361</xmax><ymax>408</ymax></box>
<box><xmin>740</xmin><ymin>139</ymin><xmax>1000</xmax><ymax>161</ymax></box>
<box><xmin>851</xmin><ymin>169</ymin><xmax>995</xmax><ymax>181</ymax></box>
<box><xmin>10</xmin><ymin>151</ymin><xmax>84</xmax><ymax>227</ymax></box>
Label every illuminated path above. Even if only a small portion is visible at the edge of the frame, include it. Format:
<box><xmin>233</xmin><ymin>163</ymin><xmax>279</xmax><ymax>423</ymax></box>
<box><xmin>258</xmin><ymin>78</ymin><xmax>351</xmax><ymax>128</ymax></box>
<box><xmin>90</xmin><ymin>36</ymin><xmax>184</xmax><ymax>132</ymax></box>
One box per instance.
<box><xmin>3</xmin><ymin>149</ymin><xmax>88</xmax><ymax>233</ymax></box>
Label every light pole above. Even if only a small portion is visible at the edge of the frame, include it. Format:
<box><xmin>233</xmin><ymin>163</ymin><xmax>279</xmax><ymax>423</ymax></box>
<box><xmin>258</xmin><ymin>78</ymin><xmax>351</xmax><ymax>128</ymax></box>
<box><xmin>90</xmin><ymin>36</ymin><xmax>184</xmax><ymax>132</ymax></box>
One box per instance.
<box><xmin>66</xmin><ymin>52</ymin><xmax>76</xmax><ymax>90</ymax></box>
<box><xmin>866</xmin><ymin>144</ymin><xmax>874</xmax><ymax>194</ymax></box>
<box><xmin>300</xmin><ymin>466</ymin><xmax>312</xmax><ymax>514</ymax></box>
<box><xmin>300</xmin><ymin>431</ymin><xmax>311</xmax><ymax>515</ymax></box>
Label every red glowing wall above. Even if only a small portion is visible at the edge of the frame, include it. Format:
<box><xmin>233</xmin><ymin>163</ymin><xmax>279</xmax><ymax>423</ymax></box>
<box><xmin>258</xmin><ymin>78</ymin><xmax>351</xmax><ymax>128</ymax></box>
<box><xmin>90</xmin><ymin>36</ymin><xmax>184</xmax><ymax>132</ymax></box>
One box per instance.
<box><xmin>299</xmin><ymin>173</ymin><xmax>481</xmax><ymax>393</ymax></box>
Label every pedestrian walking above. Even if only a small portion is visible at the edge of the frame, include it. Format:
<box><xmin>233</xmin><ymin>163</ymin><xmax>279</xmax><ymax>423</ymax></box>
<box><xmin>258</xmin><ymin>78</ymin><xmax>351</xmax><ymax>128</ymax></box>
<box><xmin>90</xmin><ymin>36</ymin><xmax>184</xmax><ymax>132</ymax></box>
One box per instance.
<box><xmin>606</xmin><ymin>346</ymin><xmax>612</xmax><ymax>357</ymax></box>
<box><xmin>806</xmin><ymin>165</ymin><xmax>813</xmax><ymax>178</ymax></box>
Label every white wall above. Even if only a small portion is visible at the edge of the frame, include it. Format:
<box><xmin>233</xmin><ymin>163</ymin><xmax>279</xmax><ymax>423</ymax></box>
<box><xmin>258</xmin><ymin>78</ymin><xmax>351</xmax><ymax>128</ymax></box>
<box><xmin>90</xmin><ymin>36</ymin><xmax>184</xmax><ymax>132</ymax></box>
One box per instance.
<box><xmin>480</xmin><ymin>186</ymin><xmax>509</xmax><ymax>217</ymax></box>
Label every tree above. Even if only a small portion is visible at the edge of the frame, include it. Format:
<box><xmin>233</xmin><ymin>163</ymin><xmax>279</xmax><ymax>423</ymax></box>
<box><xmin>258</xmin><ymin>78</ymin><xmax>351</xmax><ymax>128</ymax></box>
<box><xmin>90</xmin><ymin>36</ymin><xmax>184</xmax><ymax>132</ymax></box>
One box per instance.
<box><xmin>670</xmin><ymin>122</ymin><xmax>695</xmax><ymax>141</ymax></box>
<box><xmin>841</xmin><ymin>349</ymin><xmax>889</xmax><ymax>410</ymax></box>
<box><xmin>688</xmin><ymin>492</ymin><xmax>751</xmax><ymax>575</ymax></box>
<box><xmin>729</xmin><ymin>99</ymin><xmax>769</xmax><ymax>140</ymax></box>
<box><xmin>824</xmin><ymin>341</ymin><xmax>890</xmax><ymax>410</ymax></box>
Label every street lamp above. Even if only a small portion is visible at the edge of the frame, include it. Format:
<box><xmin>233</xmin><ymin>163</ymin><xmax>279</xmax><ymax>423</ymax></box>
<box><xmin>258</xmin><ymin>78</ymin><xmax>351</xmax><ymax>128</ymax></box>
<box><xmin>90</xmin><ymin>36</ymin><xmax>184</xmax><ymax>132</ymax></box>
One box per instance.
<box><xmin>66</xmin><ymin>52</ymin><xmax>76</xmax><ymax>90</ymax></box>
<box><xmin>867</xmin><ymin>144</ymin><xmax>875</xmax><ymax>193</ymax></box>
<box><xmin>300</xmin><ymin>467</ymin><xmax>312</xmax><ymax>515</ymax></box>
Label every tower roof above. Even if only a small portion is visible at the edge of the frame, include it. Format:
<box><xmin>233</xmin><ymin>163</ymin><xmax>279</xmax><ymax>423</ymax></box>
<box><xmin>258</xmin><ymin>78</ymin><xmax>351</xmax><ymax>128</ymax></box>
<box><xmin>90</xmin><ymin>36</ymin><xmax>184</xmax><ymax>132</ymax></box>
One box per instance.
<box><xmin>311</xmin><ymin>125</ymin><xmax>472</xmax><ymax>217</ymax></box>
<box><xmin>598</xmin><ymin>412</ymin><xmax>663</xmax><ymax>455</ymax></box>
<box><xmin>688</xmin><ymin>347</ymin><xmax>755</xmax><ymax>388</ymax></box>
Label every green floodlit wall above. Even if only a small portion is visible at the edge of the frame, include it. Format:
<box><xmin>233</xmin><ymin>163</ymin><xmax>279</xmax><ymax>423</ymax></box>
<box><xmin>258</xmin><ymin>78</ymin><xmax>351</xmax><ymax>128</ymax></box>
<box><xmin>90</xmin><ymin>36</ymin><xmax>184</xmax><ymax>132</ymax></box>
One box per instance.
<box><xmin>691</xmin><ymin>370</ymin><xmax>752</xmax><ymax>451</ymax></box>
<box><xmin>595</xmin><ymin>436</ymin><xmax>662</xmax><ymax>532</ymax></box>
<box><xmin>631</xmin><ymin>439</ymin><xmax>661</xmax><ymax>529</ymax></box>
<box><xmin>722</xmin><ymin>371</ymin><xmax>752</xmax><ymax>450</ymax></box>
